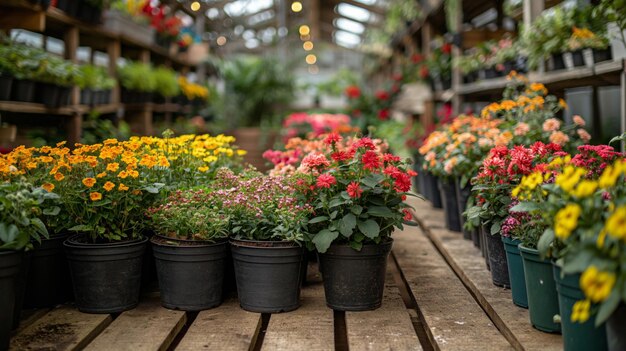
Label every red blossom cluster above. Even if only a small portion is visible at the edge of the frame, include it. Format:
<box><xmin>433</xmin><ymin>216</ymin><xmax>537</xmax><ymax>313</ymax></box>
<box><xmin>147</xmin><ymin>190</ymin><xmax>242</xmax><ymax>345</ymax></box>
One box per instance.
<box><xmin>570</xmin><ymin>145</ymin><xmax>625</xmax><ymax>177</ymax></box>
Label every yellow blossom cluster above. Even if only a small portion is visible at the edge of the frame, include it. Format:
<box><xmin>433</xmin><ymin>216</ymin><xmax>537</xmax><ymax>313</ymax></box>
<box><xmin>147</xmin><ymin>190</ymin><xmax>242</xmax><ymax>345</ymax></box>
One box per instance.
<box><xmin>178</xmin><ymin>77</ymin><xmax>209</xmax><ymax>100</ymax></box>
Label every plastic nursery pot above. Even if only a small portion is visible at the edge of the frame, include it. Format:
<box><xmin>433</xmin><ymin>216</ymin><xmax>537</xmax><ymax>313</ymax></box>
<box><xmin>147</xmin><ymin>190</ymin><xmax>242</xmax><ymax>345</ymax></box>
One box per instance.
<box><xmin>480</xmin><ymin>225</ymin><xmax>490</xmax><ymax>270</ymax></box>
<box><xmin>152</xmin><ymin>236</ymin><xmax>228</xmax><ymax>311</ymax></box>
<box><xmin>553</xmin><ymin>264</ymin><xmax>608</xmax><ymax>351</ymax></box>
<box><xmin>0</xmin><ymin>75</ymin><xmax>13</xmax><ymax>101</ymax></box>
<box><xmin>502</xmin><ymin>236</ymin><xmax>528</xmax><ymax>308</ymax></box>
<box><xmin>471</xmin><ymin>228</ymin><xmax>480</xmax><ymax>249</ymax></box>
<box><xmin>438</xmin><ymin>178</ymin><xmax>461</xmax><ymax>232</ymax></box>
<box><xmin>422</xmin><ymin>172</ymin><xmax>442</xmax><ymax>209</ymax></box>
<box><xmin>485</xmin><ymin>231</ymin><xmax>510</xmax><ymax>288</ymax></box>
<box><xmin>64</xmin><ymin>234</ymin><xmax>147</xmax><ymax>313</ymax></box>
<box><xmin>593</xmin><ymin>48</ymin><xmax>612</xmax><ymax>64</ymax></box>
<box><xmin>455</xmin><ymin>178</ymin><xmax>472</xmax><ymax>240</ymax></box>
<box><xmin>0</xmin><ymin>250</ymin><xmax>22</xmax><ymax>351</ymax></box>
<box><xmin>11</xmin><ymin>79</ymin><xmax>36</xmax><ymax>103</ymax></box>
<box><xmin>550</xmin><ymin>53</ymin><xmax>566</xmax><ymax>71</ymax></box>
<box><xmin>519</xmin><ymin>245</ymin><xmax>561</xmax><ymax>333</ymax></box>
<box><xmin>57</xmin><ymin>87</ymin><xmax>71</xmax><ymax>107</ymax></box>
<box><xmin>35</xmin><ymin>82</ymin><xmax>60</xmax><ymax>107</ymax></box>
<box><xmin>230</xmin><ymin>239</ymin><xmax>305</xmax><ymax>313</ymax></box>
<box><xmin>570</xmin><ymin>50</ymin><xmax>585</xmax><ymax>68</ymax></box>
<box><xmin>318</xmin><ymin>239</ymin><xmax>392</xmax><ymax>311</ymax></box>
<box><xmin>80</xmin><ymin>89</ymin><xmax>93</xmax><ymax>105</ymax></box>
<box><xmin>24</xmin><ymin>233</ymin><xmax>74</xmax><ymax>308</ymax></box>
<box><xmin>607</xmin><ymin>304</ymin><xmax>626</xmax><ymax>351</ymax></box>
<box><xmin>12</xmin><ymin>251</ymin><xmax>32</xmax><ymax>330</ymax></box>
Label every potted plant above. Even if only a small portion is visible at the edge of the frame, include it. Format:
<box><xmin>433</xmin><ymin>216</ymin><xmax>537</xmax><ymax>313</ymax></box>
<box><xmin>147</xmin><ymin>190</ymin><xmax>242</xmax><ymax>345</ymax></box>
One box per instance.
<box><xmin>0</xmin><ymin>42</ymin><xmax>41</xmax><ymax>103</ymax></box>
<box><xmin>153</xmin><ymin>67</ymin><xmax>179</xmax><ymax>104</ymax></box>
<box><xmin>105</xmin><ymin>0</ymin><xmax>155</xmax><ymax>46</ymax></box>
<box><xmin>77</xmin><ymin>64</ymin><xmax>115</xmax><ymax>106</ymax></box>
<box><xmin>0</xmin><ymin>180</ymin><xmax>54</xmax><ymax>350</ymax></box>
<box><xmin>566</xmin><ymin>27</ymin><xmax>612</xmax><ymax>66</ymax></box>
<box><xmin>147</xmin><ymin>189</ymin><xmax>229</xmax><ymax>311</ymax></box>
<box><xmin>594</xmin><ymin>0</ymin><xmax>626</xmax><ymax>60</ymax></box>
<box><xmin>425</xmin><ymin>40</ymin><xmax>452</xmax><ymax>90</ymax></box>
<box><xmin>499</xmin><ymin>204</ymin><xmax>530</xmax><ymax>308</ymax></box>
<box><xmin>299</xmin><ymin>135</ymin><xmax>417</xmax><ymax>311</ymax></box>
<box><xmin>118</xmin><ymin>61</ymin><xmax>157</xmax><ymax>103</ymax></box>
<box><xmin>216</xmin><ymin>168</ymin><xmax>311</xmax><ymax>313</ymax></box>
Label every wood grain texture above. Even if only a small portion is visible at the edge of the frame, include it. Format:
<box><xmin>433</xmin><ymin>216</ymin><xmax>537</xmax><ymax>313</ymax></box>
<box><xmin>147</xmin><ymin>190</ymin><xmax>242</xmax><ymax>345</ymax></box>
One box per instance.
<box><xmin>345</xmin><ymin>272</ymin><xmax>422</xmax><ymax>351</ymax></box>
<box><xmin>84</xmin><ymin>298</ymin><xmax>185</xmax><ymax>351</ymax></box>
<box><xmin>409</xmin><ymin>198</ymin><xmax>563</xmax><ymax>351</ymax></box>
<box><xmin>10</xmin><ymin>306</ymin><xmax>112</xmax><ymax>351</ymax></box>
<box><xmin>261</xmin><ymin>277</ymin><xmax>334</xmax><ymax>350</ymax></box>
<box><xmin>176</xmin><ymin>298</ymin><xmax>261</xmax><ymax>351</ymax></box>
<box><xmin>393</xmin><ymin>214</ymin><xmax>513</xmax><ymax>351</ymax></box>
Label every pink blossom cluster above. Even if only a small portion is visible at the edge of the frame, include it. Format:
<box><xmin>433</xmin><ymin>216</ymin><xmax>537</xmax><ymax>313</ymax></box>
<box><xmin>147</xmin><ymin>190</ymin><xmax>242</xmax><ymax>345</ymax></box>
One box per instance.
<box><xmin>570</xmin><ymin>145</ymin><xmax>625</xmax><ymax>177</ymax></box>
<box><xmin>282</xmin><ymin>112</ymin><xmax>352</xmax><ymax>141</ymax></box>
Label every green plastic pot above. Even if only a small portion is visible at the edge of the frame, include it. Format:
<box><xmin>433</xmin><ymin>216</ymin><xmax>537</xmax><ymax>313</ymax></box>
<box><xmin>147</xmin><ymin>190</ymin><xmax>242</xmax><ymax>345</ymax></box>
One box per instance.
<box><xmin>502</xmin><ymin>236</ymin><xmax>527</xmax><ymax>308</ymax></box>
<box><xmin>519</xmin><ymin>245</ymin><xmax>561</xmax><ymax>333</ymax></box>
<box><xmin>607</xmin><ymin>304</ymin><xmax>626</xmax><ymax>351</ymax></box>
<box><xmin>553</xmin><ymin>264</ymin><xmax>607</xmax><ymax>351</ymax></box>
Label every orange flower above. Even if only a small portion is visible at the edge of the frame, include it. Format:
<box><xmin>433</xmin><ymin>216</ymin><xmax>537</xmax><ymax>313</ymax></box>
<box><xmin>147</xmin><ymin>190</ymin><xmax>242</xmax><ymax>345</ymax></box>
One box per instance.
<box><xmin>82</xmin><ymin>177</ymin><xmax>96</xmax><ymax>188</ymax></box>
<box><xmin>118</xmin><ymin>183</ymin><xmax>129</xmax><ymax>191</ymax></box>
<box><xmin>42</xmin><ymin>183</ymin><xmax>55</xmax><ymax>192</ymax></box>
<box><xmin>118</xmin><ymin>171</ymin><xmax>128</xmax><ymax>179</ymax></box>
<box><xmin>103</xmin><ymin>181</ymin><xmax>115</xmax><ymax>192</ymax></box>
<box><xmin>129</xmin><ymin>170</ymin><xmax>139</xmax><ymax>178</ymax></box>
<box><xmin>550</xmin><ymin>131</ymin><xmax>570</xmax><ymax>145</ymax></box>
<box><xmin>577</xmin><ymin>129</ymin><xmax>591</xmax><ymax>142</ymax></box>
<box><xmin>90</xmin><ymin>192</ymin><xmax>102</xmax><ymax>201</ymax></box>
<box><xmin>106</xmin><ymin>163</ymin><xmax>119</xmax><ymax>172</ymax></box>
<box><xmin>543</xmin><ymin>118</ymin><xmax>561</xmax><ymax>132</ymax></box>
<box><xmin>54</xmin><ymin>173</ymin><xmax>65</xmax><ymax>181</ymax></box>
<box><xmin>573</xmin><ymin>115</ymin><xmax>586</xmax><ymax>126</ymax></box>
<box><xmin>96</xmin><ymin>172</ymin><xmax>107</xmax><ymax>178</ymax></box>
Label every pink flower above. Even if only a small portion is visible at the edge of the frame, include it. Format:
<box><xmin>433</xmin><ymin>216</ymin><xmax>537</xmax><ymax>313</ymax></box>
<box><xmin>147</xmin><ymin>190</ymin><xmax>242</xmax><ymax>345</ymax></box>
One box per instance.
<box><xmin>573</xmin><ymin>115</ymin><xmax>586</xmax><ymax>126</ymax></box>
<box><xmin>362</xmin><ymin>150</ymin><xmax>382</xmax><ymax>170</ymax></box>
<box><xmin>549</xmin><ymin>131</ymin><xmax>570</xmax><ymax>145</ymax></box>
<box><xmin>542</xmin><ymin>118</ymin><xmax>561</xmax><ymax>132</ymax></box>
<box><xmin>316</xmin><ymin>174</ymin><xmax>336</xmax><ymax>188</ymax></box>
<box><xmin>347</xmin><ymin>182</ymin><xmax>362</xmax><ymax>198</ymax></box>
<box><xmin>324</xmin><ymin>133</ymin><xmax>342</xmax><ymax>145</ymax></box>
<box><xmin>301</xmin><ymin>152</ymin><xmax>330</xmax><ymax>169</ymax></box>
<box><xmin>352</xmin><ymin>137</ymin><xmax>376</xmax><ymax>150</ymax></box>
<box><xmin>514</xmin><ymin>122</ymin><xmax>530</xmax><ymax>136</ymax></box>
<box><xmin>577</xmin><ymin>129</ymin><xmax>591</xmax><ymax>142</ymax></box>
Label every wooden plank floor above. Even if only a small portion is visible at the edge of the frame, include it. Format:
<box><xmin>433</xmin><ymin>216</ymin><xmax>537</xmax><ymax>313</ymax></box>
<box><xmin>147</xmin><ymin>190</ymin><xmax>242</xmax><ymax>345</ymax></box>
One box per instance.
<box><xmin>10</xmin><ymin>197</ymin><xmax>564</xmax><ymax>350</ymax></box>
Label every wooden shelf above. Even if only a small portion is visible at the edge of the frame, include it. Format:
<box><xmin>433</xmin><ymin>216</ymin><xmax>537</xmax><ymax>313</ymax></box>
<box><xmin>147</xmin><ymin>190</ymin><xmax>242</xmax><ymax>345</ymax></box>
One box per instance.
<box><xmin>0</xmin><ymin>101</ymin><xmax>78</xmax><ymax>115</ymax></box>
<box><xmin>79</xmin><ymin>103</ymin><xmax>121</xmax><ymax>115</ymax></box>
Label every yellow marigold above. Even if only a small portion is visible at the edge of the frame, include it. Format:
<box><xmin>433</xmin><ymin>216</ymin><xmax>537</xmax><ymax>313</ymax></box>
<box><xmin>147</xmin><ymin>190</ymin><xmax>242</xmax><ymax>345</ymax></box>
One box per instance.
<box><xmin>571</xmin><ymin>180</ymin><xmax>598</xmax><ymax>198</ymax></box>
<box><xmin>103</xmin><ymin>181</ymin><xmax>115</xmax><ymax>192</ymax></box>
<box><xmin>129</xmin><ymin>170</ymin><xmax>139</xmax><ymax>178</ymax></box>
<box><xmin>598</xmin><ymin>164</ymin><xmax>621</xmax><ymax>188</ymax></box>
<box><xmin>528</xmin><ymin>82</ymin><xmax>547</xmax><ymax>95</ymax></box>
<box><xmin>237</xmin><ymin>150</ymin><xmax>247</xmax><ymax>156</ymax></box>
<box><xmin>118</xmin><ymin>171</ymin><xmax>128</xmax><ymax>179</ymax></box>
<box><xmin>118</xmin><ymin>183</ymin><xmax>129</xmax><ymax>191</ymax></box>
<box><xmin>554</xmin><ymin>203</ymin><xmax>582</xmax><ymax>240</ymax></box>
<box><xmin>580</xmin><ymin>266</ymin><xmax>615</xmax><ymax>303</ymax></box>
<box><xmin>54</xmin><ymin>173</ymin><xmax>65</xmax><ymax>181</ymax></box>
<box><xmin>90</xmin><ymin>192</ymin><xmax>103</xmax><ymax>201</ymax></box>
<box><xmin>500</xmin><ymin>100</ymin><xmax>517</xmax><ymax>111</ymax></box>
<box><xmin>198</xmin><ymin>166</ymin><xmax>209</xmax><ymax>172</ymax></box>
<box><xmin>157</xmin><ymin>156</ymin><xmax>170</xmax><ymax>167</ymax></box>
<box><xmin>106</xmin><ymin>163</ymin><xmax>120</xmax><ymax>172</ymax></box>
<box><xmin>571</xmin><ymin>299</ymin><xmax>590</xmax><ymax>323</ymax></box>
<box><xmin>559</xmin><ymin>98</ymin><xmax>568</xmax><ymax>110</ymax></box>
<box><xmin>82</xmin><ymin>177</ymin><xmax>96</xmax><ymax>188</ymax></box>
<box><xmin>605</xmin><ymin>206</ymin><xmax>626</xmax><ymax>240</ymax></box>
<box><xmin>132</xmin><ymin>189</ymin><xmax>142</xmax><ymax>196</ymax></box>
<box><xmin>96</xmin><ymin>172</ymin><xmax>107</xmax><ymax>178</ymax></box>
<box><xmin>42</xmin><ymin>183</ymin><xmax>55</xmax><ymax>192</ymax></box>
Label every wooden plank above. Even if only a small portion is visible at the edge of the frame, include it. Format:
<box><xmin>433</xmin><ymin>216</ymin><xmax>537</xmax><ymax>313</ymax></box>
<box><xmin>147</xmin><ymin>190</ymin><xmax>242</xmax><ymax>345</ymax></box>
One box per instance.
<box><xmin>85</xmin><ymin>298</ymin><xmax>185</xmax><ymax>351</ymax></box>
<box><xmin>345</xmin><ymin>272</ymin><xmax>422</xmax><ymax>351</ymax></box>
<box><xmin>393</xmin><ymin>213</ymin><xmax>513</xmax><ymax>350</ymax></box>
<box><xmin>176</xmin><ymin>298</ymin><xmax>262</xmax><ymax>351</ymax></box>
<box><xmin>0</xmin><ymin>101</ymin><xmax>77</xmax><ymax>115</ymax></box>
<box><xmin>0</xmin><ymin>8</ymin><xmax>45</xmax><ymax>32</ymax></box>
<box><xmin>409</xmin><ymin>198</ymin><xmax>563</xmax><ymax>351</ymax></box>
<box><xmin>261</xmin><ymin>275</ymin><xmax>334</xmax><ymax>350</ymax></box>
<box><xmin>10</xmin><ymin>306</ymin><xmax>112</xmax><ymax>351</ymax></box>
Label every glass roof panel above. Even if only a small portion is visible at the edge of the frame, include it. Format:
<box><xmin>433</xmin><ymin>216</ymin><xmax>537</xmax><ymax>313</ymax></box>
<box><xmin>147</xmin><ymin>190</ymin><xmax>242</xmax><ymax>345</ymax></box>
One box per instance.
<box><xmin>336</xmin><ymin>3</ymin><xmax>371</xmax><ymax>22</ymax></box>
<box><xmin>224</xmin><ymin>0</ymin><xmax>273</xmax><ymax>17</ymax></box>
<box><xmin>334</xmin><ymin>18</ymin><xmax>365</xmax><ymax>34</ymax></box>
<box><xmin>334</xmin><ymin>30</ymin><xmax>361</xmax><ymax>46</ymax></box>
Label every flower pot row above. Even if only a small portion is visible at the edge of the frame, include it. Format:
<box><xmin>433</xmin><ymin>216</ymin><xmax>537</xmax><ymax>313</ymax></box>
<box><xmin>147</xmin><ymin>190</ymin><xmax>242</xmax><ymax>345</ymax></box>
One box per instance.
<box><xmin>546</xmin><ymin>47</ymin><xmax>613</xmax><ymax>72</ymax></box>
<box><xmin>54</xmin><ymin>0</ymin><xmax>103</xmax><ymax>23</ymax></box>
<box><xmin>80</xmin><ymin>89</ymin><xmax>112</xmax><ymax>106</ymax></box>
<box><xmin>0</xmin><ymin>77</ymin><xmax>71</xmax><ymax>107</ymax></box>
<box><xmin>463</xmin><ymin>59</ymin><xmax>527</xmax><ymax>84</ymax></box>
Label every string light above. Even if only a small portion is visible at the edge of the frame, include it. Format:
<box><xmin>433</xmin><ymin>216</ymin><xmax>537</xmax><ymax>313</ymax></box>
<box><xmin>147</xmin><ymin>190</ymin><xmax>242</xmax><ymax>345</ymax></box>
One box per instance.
<box><xmin>300</xmin><ymin>34</ymin><xmax>310</xmax><ymax>41</ymax></box>
<box><xmin>299</xmin><ymin>25</ymin><xmax>310</xmax><ymax>36</ymax></box>
<box><xmin>291</xmin><ymin>1</ymin><xmax>302</xmax><ymax>12</ymax></box>
<box><xmin>190</xmin><ymin>1</ymin><xmax>201</xmax><ymax>11</ymax></box>
<box><xmin>303</xmin><ymin>41</ymin><xmax>313</xmax><ymax>51</ymax></box>
<box><xmin>305</xmin><ymin>54</ymin><xmax>317</xmax><ymax>64</ymax></box>
<box><xmin>308</xmin><ymin>65</ymin><xmax>319</xmax><ymax>74</ymax></box>
<box><xmin>217</xmin><ymin>36</ymin><xmax>227</xmax><ymax>46</ymax></box>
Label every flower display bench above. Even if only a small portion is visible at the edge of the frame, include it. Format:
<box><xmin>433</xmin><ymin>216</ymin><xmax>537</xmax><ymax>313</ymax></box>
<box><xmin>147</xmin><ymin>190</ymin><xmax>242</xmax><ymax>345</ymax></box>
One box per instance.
<box><xmin>8</xmin><ymin>198</ymin><xmax>565</xmax><ymax>351</ymax></box>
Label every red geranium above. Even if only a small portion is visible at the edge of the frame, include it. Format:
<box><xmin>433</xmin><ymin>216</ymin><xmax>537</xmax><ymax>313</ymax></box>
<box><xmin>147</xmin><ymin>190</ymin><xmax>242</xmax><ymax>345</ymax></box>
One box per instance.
<box><xmin>316</xmin><ymin>174</ymin><xmax>336</xmax><ymax>188</ymax></box>
<box><xmin>378</xmin><ymin>109</ymin><xmax>390</xmax><ymax>120</ymax></box>
<box><xmin>375</xmin><ymin>90</ymin><xmax>390</xmax><ymax>101</ymax></box>
<box><xmin>345</xmin><ymin>85</ymin><xmax>361</xmax><ymax>99</ymax></box>
<box><xmin>347</xmin><ymin>182</ymin><xmax>363</xmax><ymax>198</ymax></box>
<box><xmin>411</xmin><ymin>53</ymin><xmax>424</xmax><ymax>63</ymax></box>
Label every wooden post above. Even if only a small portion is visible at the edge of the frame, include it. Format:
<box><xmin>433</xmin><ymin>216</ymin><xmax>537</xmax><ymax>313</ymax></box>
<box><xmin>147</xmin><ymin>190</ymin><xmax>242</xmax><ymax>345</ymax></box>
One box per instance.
<box><xmin>64</xmin><ymin>26</ymin><xmax>81</xmax><ymax>144</ymax></box>
<box><xmin>107</xmin><ymin>40</ymin><xmax>121</xmax><ymax>105</ymax></box>
<box><xmin>450</xmin><ymin>0</ymin><xmax>463</xmax><ymax>115</ymax></box>
<box><xmin>523</xmin><ymin>0</ymin><xmax>544</xmax><ymax>73</ymax></box>
<box><xmin>421</xmin><ymin>22</ymin><xmax>434</xmax><ymax>129</ymax></box>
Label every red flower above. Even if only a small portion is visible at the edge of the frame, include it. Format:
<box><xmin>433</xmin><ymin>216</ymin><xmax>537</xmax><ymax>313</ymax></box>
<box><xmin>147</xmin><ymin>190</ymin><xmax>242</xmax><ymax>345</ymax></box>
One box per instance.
<box><xmin>324</xmin><ymin>133</ymin><xmax>342</xmax><ymax>145</ymax></box>
<box><xmin>411</xmin><ymin>54</ymin><xmax>424</xmax><ymax>63</ymax></box>
<box><xmin>331</xmin><ymin>150</ymin><xmax>353</xmax><ymax>162</ymax></box>
<box><xmin>345</xmin><ymin>85</ymin><xmax>361</xmax><ymax>99</ymax></box>
<box><xmin>375</xmin><ymin>90</ymin><xmax>390</xmax><ymax>101</ymax></box>
<box><xmin>347</xmin><ymin>182</ymin><xmax>363</xmax><ymax>198</ymax></box>
<box><xmin>403</xmin><ymin>209</ymin><xmax>413</xmax><ymax>221</ymax></box>
<box><xmin>352</xmin><ymin>109</ymin><xmax>362</xmax><ymax>117</ymax></box>
<box><xmin>378</xmin><ymin>109</ymin><xmax>390</xmax><ymax>120</ymax></box>
<box><xmin>419</xmin><ymin>66</ymin><xmax>429</xmax><ymax>79</ymax></box>
<box><xmin>392</xmin><ymin>73</ymin><xmax>403</xmax><ymax>81</ymax></box>
<box><xmin>362</xmin><ymin>150</ymin><xmax>382</xmax><ymax>170</ymax></box>
<box><xmin>442</xmin><ymin>43</ymin><xmax>452</xmax><ymax>54</ymax></box>
<box><xmin>383</xmin><ymin>153</ymin><xmax>401</xmax><ymax>163</ymax></box>
<box><xmin>392</xmin><ymin>172</ymin><xmax>411</xmax><ymax>192</ymax></box>
<box><xmin>352</xmin><ymin>137</ymin><xmax>376</xmax><ymax>150</ymax></box>
<box><xmin>316</xmin><ymin>174</ymin><xmax>337</xmax><ymax>188</ymax></box>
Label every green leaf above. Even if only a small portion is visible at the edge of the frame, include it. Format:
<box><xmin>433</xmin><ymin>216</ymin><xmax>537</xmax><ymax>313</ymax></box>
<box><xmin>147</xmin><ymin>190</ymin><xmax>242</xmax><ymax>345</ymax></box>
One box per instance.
<box><xmin>43</xmin><ymin>206</ymin><xmax>60</xmax><ymax>216</ymax></box>
<box><xmin>357</xmin><ymin>219</ymin><xmax>380</xmax><ymax>239</ymax></box>
<box><xmin>351</xmin><ymin>205</ymin><xmax>363</xmax><ymax>215</ymax></box>
<box><xmin>349</xmin><ymin>241</ymin><xmax>363</xmax><ymax>251</ymax></box>
<box><xmin>510</xmin><ymin>202</ymin><xmax>540</xmax><ymax>213</ymax></box>
<box><xmin>362</xmin><ymin>174</ymin><xmax>383</xmax><ymax>188</ymax></box>
<box><xmin>537</xmin><ymin>229</ymin><xmax>555</xmax><ymax>257</ymax></box>
<box><xmin>308</xmin><ymin>216</ymin><xmax>329</xmax><ymax>224</ymax></box>
<box><xmin>490</xmin><ymin>222</ymin><xmax>501</xmax><ymax>235</ymax></box>
<box><xmin>562</xmin><ymin>250</ymin><xmax>594</xmax><ymax>274</ymax></box>
<box><xmin>368</xmin><ymin>206</ymin><xmax>394</xmax><ymax>218</ymax></box>
<box><xmin>312</xmin><ymin>229</ymin><xmax>339</xmax><ymax>253</ymax></box>
<box><xmin>339</xmin><ymin>213</ymin><xmax>357</xmax><ymax>237</ymax></box>
<box><xmin>596</xmin><ymin>289</ymin><xmax>620</xmax><ymax>326</ymax></box>
<box><xmin>69</xmin><ymin>224</ymin><xmax>92</xmax><ymax>232</ymax></box>
<box><xmin>329</xmin><ymin>197</ymin><xmax>347</xmax><ymax>208</ymax></box>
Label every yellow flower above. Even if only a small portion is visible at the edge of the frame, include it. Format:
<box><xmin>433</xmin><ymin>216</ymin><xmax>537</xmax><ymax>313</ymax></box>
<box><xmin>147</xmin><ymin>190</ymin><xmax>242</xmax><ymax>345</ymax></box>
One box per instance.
<box><xmin>580</xmin><ymin>266</ymin><xmax>615</xmax><ymax>303</ymax></box>
<box><xmin>106</xmin><ymin>163</ymin><xmax>120</xmax><ymax>172</ymax></box>
<box><xmin>556</xmin><ymin>166</ymin><xmax>585</xmax><ymax>193</ymax></box>
<box><xmin>118</xmin><ymin>183</ymin><xmax>129</xmax><ymax>191</ymax></box>
<box><xmin>82</xmin><ymin>177</ymin><xmax>96</xmax><ymax>188</ymax></box>
<box><xmin>237</xmin><ymin>150</ymin><xmax>247</xmax><ymax>156</ymax></box>
<box><xmin>103</xmin><ymin>181</ymin><xmax>115</xmax><ymax>192</ymax></box>
<box><xmin>157</xmin><ymin>156</ymin><xmax>170</xmax><ymax>167</ymax></box>
<box><xmin>571</xmin><ymin>180</ymin><xmax>598</xmax><ymax>198</ymax></box>
<box><xmin>198</xmin><ymin>166</ymin><xmax>209</xmax><ymax>172</ymax></box>
<box><xmin>571</xmin><ymin>299</ymin><xmax>590</xmax><ymax>323</ymax></box>
<box><xmin>129</xmin><ymin>170</ymin><xmax>139</xmax><ymax>178</ymax></box>
<box><xmin>90</xmin><ymin>192</ymin><xmax>103</xmax><ymax>201</ymax></box>
<box><xmin>54</xmin><ymin>173</ymin><xmax>65</xmax><ymax>181</ymax></box>
<box><xmin>598</xmin><ymin>164</ymin><xmax>620</xmax><ymax>188</ymax></box>
<box><xmin>96</xmin><ymin>172</ymin><xmax>107</xmax><ymax>178</ymax></box>
<box><xmin>606</xmin><ymin>206</ymin><xmax>626</xmax><ymax>240</ymax></box>
<box><xmin>42</xmin><ymin>183</ymin><xmax>55</xmax><ymax>192</ymax></box>
<box><xmin>554</xmin><ymin>203</ymin><xmax>582</xmax><ymax>240</ymax></box>
<box><xmin>118</xmin><ymin>171</ymin><xmax>129</xmax><ymax>179</ymax></box>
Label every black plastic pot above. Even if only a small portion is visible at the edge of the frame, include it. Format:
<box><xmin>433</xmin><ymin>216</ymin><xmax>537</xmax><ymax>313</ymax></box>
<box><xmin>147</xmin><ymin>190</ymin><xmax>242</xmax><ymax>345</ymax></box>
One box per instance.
<box><xmin>0</xmin><ymin>250</ymin><xmax>22</xmax><ymax>351</ymax></box>
<box><xmin>24</xmin><ymin>234</ymin><xmax>73</xmax><ymax>308</ymax></box>
<box><xmin>551</xmin><ymin>53</ymin><xmax>566</xmax><ymax>71</ymax></box>
<box><xmin>64</xmin><ymin>234</ymin><xmax>147</xmax><ymax>313</ymax></box>
<box><xmin>57</xmin><ymin>86</ymin><xmax>71</xmax><ymax>107</ymax></box>
<box><xmin>471</xmin><ymin>228</ymin><xmax>480</xmax><ymax>248</ymax></box>
<box><xmin>36</xmin><ymin>83</ymin><xmax>60</xmax><ymax>107</ymax></box>
<box><xmin>593</xmin><ymin>48</ymin><xmax>612</xmax><ymax>64</ymax></box>
<box><xmin>485</xmin><ymin>229</ymin><xmax>509</xmax><ymax>288</ymax></box>
<box><xmin>480</xmin><ymin>225</ymin><xmax>490</xmax><ymax>270</ymax></box>
<box><xmin>0</xmin><ymin>75</ymin><xmax>13</xmax><ymax>101</ymax></box>
<box><xmin>152</xmin><ymin>236</ymin><xmax>228</xmax><ymax>311</ymax></box>
<box><xmin>12</xmin><ymin>251</ymin><xmax>31</xmax><ymax>330</ymax></box>
<box><xmin>438</xmin><ymin>178</ymin><xmax>461</xmax><ymax>232</ymax></box>
<box><xmin>103</xmin><ymin>90</ymin><xmax>112</xmax><ymax>105</ymax></box>
<box><xmin>80</xmin><ymin>89</ymin><xmax>93</xmax><ymax>105</ymax></box>
<box><xmin>422</xmin><ymin>171</ymin><xmax>442</xmax><ymax>208</ymax></box>
<box><xmin>412</xmin><ymin>157</ymin><xmax>424</xmax><ymax>195</ymax></box>
<box><xmin>484</xmin><ymin>67</ymin><xmax>499</xmax><ymax>79</ymax></box>
<box><xmin>11</xmin><ymin>79</ymin><xmax>36</xmax><ymax>102</ymax></box>
<box><xmin>230</xmin><ymin>239</ymin><xmax>305</xmax><ymax>313</ymax></box>
<box><xmin>570</xmin><ymin>50</ymin><xmax>585</xmax><ymax>67</ymax></box>
<box><xmin>502</xmin><ymin>60</ymin><xmax>517</xmax><ymax>75</ymax></box>
<box><xmin>55</xmin><ymin>0</ymin><xmax>71</xmax><ymax>13</ymax></box>
<box><xmin>318</xmin><ymin>240</ymin><xmax>392</xmax><ymax>311</ymax></box>
<box><xmin>441</xmin><ymin>77</ymin><xmax>452</xmax><ymax>90</ymax></box>
<box><xmin>455</xmin><ymin>178</ymin><xmax>472</xmax><ymax>240</ymax></box>
<box><xmin>463</xmin><ymin>71</ymin><xmax>477</xmax><ymax>84</ymax></box>
<box><xmin>607</xmin><ymin>304</ymin><xmax>626</xmax><ymax>351</ymax></box>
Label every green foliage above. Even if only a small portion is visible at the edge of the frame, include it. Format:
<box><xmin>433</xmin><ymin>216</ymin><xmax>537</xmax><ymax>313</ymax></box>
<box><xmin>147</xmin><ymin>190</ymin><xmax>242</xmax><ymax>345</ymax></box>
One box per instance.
<box><xmin>81</xmin><ymin>112</ymin><xmax>131</xmax><ymax>145</ymax></box>
<box><xmin>315</xmin><ymin>68</ymin><xmax>360</xmax><ymax>97</ymax></box>
<box><xmin>153</xmin><ymin>66</ymin><xmax>180</xmax><ymax>97</ymax></box>
<box><xmin>594</xmin><ymin>0</ymin><xmax>626</xmax><ymax>47</ymax></box>
<box><xmin>76</xmin><ymin>64</ymin><xmax>116</xmax><ymax>90</ymax></box>
<box><xmin>117</xmin><ymin>61</ymin><xmax>157</xmax><ymax>92</ymax></box>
